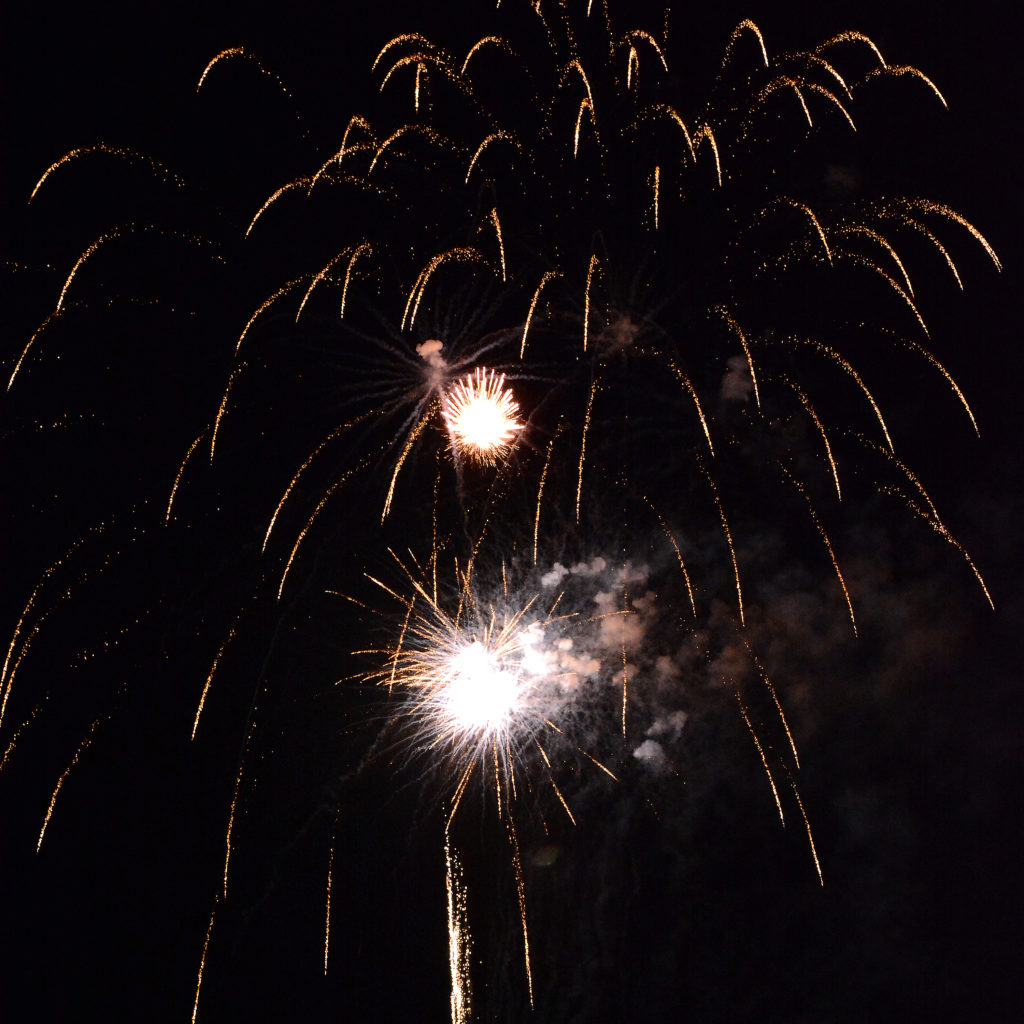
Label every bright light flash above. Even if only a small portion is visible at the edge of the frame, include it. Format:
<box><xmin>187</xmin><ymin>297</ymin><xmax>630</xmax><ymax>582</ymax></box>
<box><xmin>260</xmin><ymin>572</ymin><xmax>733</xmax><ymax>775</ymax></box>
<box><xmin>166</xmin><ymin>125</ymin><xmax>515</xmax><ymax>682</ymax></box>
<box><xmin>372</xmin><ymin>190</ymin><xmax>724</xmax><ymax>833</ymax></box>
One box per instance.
<box><xmin>441</xmin><ymin>368</ymin><xmax>523</xmax><ymax>465</ymax></box>
<box><xmin>445</xmin><ymin>640</ymin><xmax>519</xmax><ymax>732</ymax></box>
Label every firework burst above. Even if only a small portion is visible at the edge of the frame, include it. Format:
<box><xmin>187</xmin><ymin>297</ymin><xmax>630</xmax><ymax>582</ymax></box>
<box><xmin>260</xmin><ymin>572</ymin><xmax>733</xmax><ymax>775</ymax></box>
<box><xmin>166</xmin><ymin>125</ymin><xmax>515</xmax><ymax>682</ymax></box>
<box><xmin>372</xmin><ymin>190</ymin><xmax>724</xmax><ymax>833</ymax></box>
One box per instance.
<box><xmin>2</xmin><ymin>1</ymin><xmax>1005</xmax><ymax>1021</ymax></box>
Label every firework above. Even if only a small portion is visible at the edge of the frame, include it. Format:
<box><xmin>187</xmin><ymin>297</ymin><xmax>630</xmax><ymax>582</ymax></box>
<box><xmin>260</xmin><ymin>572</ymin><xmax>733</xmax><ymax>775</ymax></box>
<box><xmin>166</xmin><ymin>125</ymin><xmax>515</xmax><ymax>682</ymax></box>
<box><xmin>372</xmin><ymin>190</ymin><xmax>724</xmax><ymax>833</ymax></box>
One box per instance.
<box><xmin>3</xmin><ymin>1</ymin><xmax>1003</xmax><ymax>1021</ymax></box>
<box><xmin>440</xmin><ymin>367</ymin><xmax>524</xmax><ymax>467</ymax></box>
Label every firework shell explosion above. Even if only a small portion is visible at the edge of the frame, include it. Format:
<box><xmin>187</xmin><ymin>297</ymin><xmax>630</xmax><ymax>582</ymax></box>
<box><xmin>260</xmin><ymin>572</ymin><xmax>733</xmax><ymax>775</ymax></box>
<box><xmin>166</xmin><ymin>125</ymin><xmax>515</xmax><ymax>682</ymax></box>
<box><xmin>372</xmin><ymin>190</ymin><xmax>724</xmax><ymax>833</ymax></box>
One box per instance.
<box><xmin>1</xmin><ymin>1</ymin><xmax>1006</xmax><ymax>1021</ymax></box>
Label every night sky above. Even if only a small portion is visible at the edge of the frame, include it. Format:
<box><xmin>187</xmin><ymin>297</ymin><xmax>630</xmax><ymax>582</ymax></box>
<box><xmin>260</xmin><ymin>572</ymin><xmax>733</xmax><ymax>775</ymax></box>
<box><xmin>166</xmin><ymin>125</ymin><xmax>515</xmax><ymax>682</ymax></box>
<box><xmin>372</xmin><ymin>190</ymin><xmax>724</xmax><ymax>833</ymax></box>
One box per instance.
<box><xmin>3</xmin><ymin>2</ymin><xmax>1022</xmax><ymax>1022</ymax></box>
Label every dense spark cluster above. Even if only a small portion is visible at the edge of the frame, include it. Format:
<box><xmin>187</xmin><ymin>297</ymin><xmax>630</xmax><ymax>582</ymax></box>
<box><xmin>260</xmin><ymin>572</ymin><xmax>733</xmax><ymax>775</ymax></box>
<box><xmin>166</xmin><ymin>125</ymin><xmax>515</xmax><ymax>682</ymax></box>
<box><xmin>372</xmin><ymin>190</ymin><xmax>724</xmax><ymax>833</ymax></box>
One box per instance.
<box><xmin>441</xmin><ymin>368</ymin><xmax>523</xmax><ymax>467</ymax></box>
<box><xmin>3</xmin><ymin>1</ymin><xmax>1002</xmax><ymax>1021</ymax></box>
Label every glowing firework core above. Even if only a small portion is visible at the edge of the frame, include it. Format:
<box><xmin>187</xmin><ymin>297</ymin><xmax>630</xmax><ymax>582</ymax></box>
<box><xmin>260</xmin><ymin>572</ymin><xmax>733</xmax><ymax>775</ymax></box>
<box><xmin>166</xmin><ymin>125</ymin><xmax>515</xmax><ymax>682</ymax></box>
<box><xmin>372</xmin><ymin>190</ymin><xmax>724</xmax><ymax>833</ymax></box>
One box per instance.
<box><xmin>444</xmin><ymin>640</ymin><xmax>519</xmax><ymax>733</ymax></box>
<box><xmin>441</xmin><ymin>368</ymin><xmax>523</xmax><ymax>465</ymax></box>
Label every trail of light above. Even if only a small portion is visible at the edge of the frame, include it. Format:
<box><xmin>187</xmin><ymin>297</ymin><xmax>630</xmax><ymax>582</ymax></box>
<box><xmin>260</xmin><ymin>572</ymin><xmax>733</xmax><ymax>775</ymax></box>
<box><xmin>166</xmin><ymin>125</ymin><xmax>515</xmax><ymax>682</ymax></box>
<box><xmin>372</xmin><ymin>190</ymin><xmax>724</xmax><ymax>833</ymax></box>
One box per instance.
<box><xmin>245</xmin><ymin>179</ymin><xmax>311</xmax><ymax>237</ymax></box>
<box><xmin>787</xmin><ymin>770</ymin><xmax>823</xmax><ymax>884</ymax></box>
<box><xmin>779</xmin><ymin>463</ymin><xmax>857</xmax><ymax>634</ymax></box>
<box><xmin>575</xmin><ymin>379</ymin><xmax>596</xmax><ymax>522</ymax></box>
<box><xmin>167</xmin><ymin>429</ymin><xmax>208</xmax><ymax>522</ymax></box>
<box><xmin>648</xmin><ymin>504</ymin><xmax>697</xmax><ymax>617</ymax></box>
<box><xmin>192</xmin><ymin>619</ymin><xmax>239</xmax><ymax>740</ymax></box>
<box><xmin>521</xmin><ymin>270</ymin><xmax>561</xmax><ymax>357</ymax></box>
<box><xmin>716</xmin><ymin>308</ymin><xmax>761</xmax><ymax>408</ymax></box>
<box><xmin>445</xmin><ymin>830</ymin><xmax>472</xmax><ymax>1024</ymax></box>
<box><xmin>506</xmin><ymin>818</ymin><xmax>534</xmax><ymax>1008</ymax></box>
<box><xmin>864</xmin><ymin>64</ymin><xmax>947</xmax><ymax>108</ymax></box>
<box><xmin>234</xmin><ymin>278</ymin><xmax>305</xmax><ymax>355</ymax></box>
<box><xmin>667</xmin><ymin>360</ymin><xmax>714</xmax><ymax>453</ymax></box>
<box><xmin>278</xmin><ymin>465</ymin><xmax>363</xmax><ymax>600</ymax></box>
<box><xmin>36</xmin><ymin>717</ymin><xmax>101</xmax><ymax>852</ymax></box>
<box><xmin>700</xmin><ymin>458</ymin><xmax>744</xmax><ymax>625</ymax></box>
<box><xmin>191</xmin><ymin>901</ymin><xmax>217</xmax><ymax>1024</ymax></box>
<box><xmin>29</xmin><ymin>144</ymin><xmax>185</xmax><ymax>202</ymax></box>
<box><xmin>781</xmin><ymin>377</ymin><xmax>841</xmax><ymax>499</ymax></box>
<box><xmin>735</xmin><ymin>694</ymin><xmax>784</xmax><ymax>824</ymax></box>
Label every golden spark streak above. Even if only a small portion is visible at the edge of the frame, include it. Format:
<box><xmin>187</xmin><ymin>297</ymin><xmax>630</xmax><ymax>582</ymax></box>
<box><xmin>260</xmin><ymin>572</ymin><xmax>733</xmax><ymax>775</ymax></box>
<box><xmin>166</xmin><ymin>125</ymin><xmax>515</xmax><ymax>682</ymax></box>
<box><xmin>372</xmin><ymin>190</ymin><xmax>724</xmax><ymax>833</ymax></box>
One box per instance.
<box><xmin>799</xmin><ymin>339</ymin><xmax>893</xmax><ymax>451</ymax></box>
<box><xmin>209</xmin><ymin>361</ymin><xmax>246</xmax><ymax>462</ymax></box>
<box><xmin>37</xmin><ymin>718</ymin><xmax>101</xmax><ymax>852</ymax></box>
<box><xmin>802</xmin><ymin>82</ymin><xmax>857</xmax><ymax>132</ymax></box>
<box><xmin>191</xmin><ymin>902</ymin><xmax>217</xmax><ymax>1024</ymax></box>
<box><xmin>901</xmin><ymin>218</ymin><xmax>963</xmax><ymax>289</ymax></box>
<box><xmin>372</xmin><ymin>34</ymin><xmax>436</xmax><ymax>72</ymax></box>
<box><xmin>692</xmin><ymin>124</ymin><xmax>721</xmax><ymax>186</ymax></box>
<box><xmin>445</xmin><ymin>832</ymin><xmax>472</xmax><ymax>1024</ymax></box>
<box><xmin>384</xmin><ymin>399</ymin><xmax>439</xmax><ymax>519</ymax></box>
<box><xmin>245</xmin><ymin>179</ymin><xmax>311</xmax><ymax>237</ymax></box>
<box><xmin>192</xmin><ymin>622</ymin><xmax>238</xmax><ymax>740</ymax></box>
<box><xmin>816</xmin><ymin>31</ymin><xmax>886</xmax><ymax>68</ymax></box>
<box><xmin>702</xmin><ymin>459</ymin><xmax>744</xmax><ymax>625</ymax></box>
<box><xmin>8</xmin><ymin>308</ymin><xmax>66</xmax><ymax>390</ymax></box>
<box><xmin>574</xmin><ymin>97</ymin><xmax>595</xmax><ymax>156</ymax></box>
<box><xmin>461</xmin><ymin>35</ymin><xmax>510</xmax><ymax>75</ymax></box>
<box><xmin>653</xmin><ymin>164</ymin><xmax>660</xmax><ymax>229</ymax></box>
<box><xmin>620</xmin><ymin>629</ymin><xmax>628</xmax><ymax>736</ymax></box>
<box><xmin>489</xmin><ymin>208</ymin><xmax>507</xmax><ymax>281</ymax></box>
<box><xmin>323</xmin><ymin>841</ymin><xmax>334</xmax><ymax>975</ymax></box>
<box><xmin>788</xmin><ymin>772</ymin><xmax>824</xmax><ymax>884</ymax></box>
<box><xmin>736</xmin><ymin>694</ymin><xmax>784</xmax><ymax>824</ymax></box>
<box><xmin>783</xmin><ymin>198</ymin><xmax>833</xmax><ymax>264</ymax></box>
<box><xmin>507</xmin><ymin>818</ymin><xmax>534</xmax><ymax>1008</ymax></box>
<box><xmin>907</xmin><ymin>200</ymin><xmax>1001</xmax><ymax>270</ymax></box>
<box><xmin>647</xmin><ymin>104</ymin><xmax>695</xmax><ymax>161</ymax></box>
<box><xmin>667</xmin><ymin>361</ymin><xmax>714</xmax><ymax>454</ymax></box>
<box><xmin>234</xmin><ymin>278</ymin><xmax>305</xmax><ymax>355</ymax></box>
<box><xmin>278</xmin><ymin>467</ymin><xmax>361</xmax><ymax>601</ymax></box>
<box><xmin>780</xmin><ymin>464</ymin><xmax>857</xmax><ymax>634</ymax></box>
<box><xmin>864</xmin><ymin>64</ymin><xmax>947</xmax><ymax>108</ymax></box>
<box><xmin>55</xmin><ymin>230</ymin><xmax>121</xmax><ymax>313</ymax></box>
<box><xmin>649</xmin><ymin>507</ymin><xmax>697</xmax><ymax>617</ymax></box>
<box><xmin>716</xmin><ymin>308</ymin><xmax>761</xmax><ymax>408</ymax></box>
<box><xmin>846</xmin><ymin>254</ymin><xmax>929</xmax><ymax>337</ymax></box>
<box><xmin>262</xmin><ymin>419</ymin><xmax>367</xmax><ymax>554</ymax></box>
<box><xmin>521</xmin><ymin>270</ymin><xmax>561</xmax><ymax>357</ymax></box>
<box><xmin>626</xmin><ymin>46</ymin><xmax>639</xmax><ymax>90</ymax></box>
<box><xmin>782</xmin><ymin>378</ymin><xmax>841</xmax><ymax>499</ymax></box>
<box><xmin>30</xmin><ymin>144</ymin><xmax>185</xmax><ymax>202</ymax></box>
<box><xmin>726</xmin><ymin>19</ymin><xmax>769</xmax><ymax>67</ymax></box>
<box><xmin>167</xmin><ymin>429</ymin><xmax>208</xmax><ymax>522</ymax></box>
<box><xmin>620</xmin><ymin>29</ymin><xmax>669</xmax><ymax>72</ymax></box>
<box><xmin>583</xmin><ymin>252</ymin><xmax>600</xmax><ymax>350</ymax></box>
<box><xmin>465</xmin><ymin>131</ymin><xmax>515</xmax><ymax>183</ymax></box>
<box><xmin>575</xmin><ymin>379</ymin><xmax>596</xmax><ymax>522</ymax></box>
<box><xmin>405</xmin><ymin>247</ymin><xmax>489</xmax><ymax>329</ymax></box>
<box><xmin>838</xmin><ymin>226</ymin><xmax>913</xmax><ymax>295</ymax></box>
<box><xmin>739</xmin><ymin>635</ymin><xmax>801</xmax><ymax>769</ymax></box>
<box><xmin>1</xmin><ymin>703</ymin><xmax>46</xmax><ymax>774</ymax></box>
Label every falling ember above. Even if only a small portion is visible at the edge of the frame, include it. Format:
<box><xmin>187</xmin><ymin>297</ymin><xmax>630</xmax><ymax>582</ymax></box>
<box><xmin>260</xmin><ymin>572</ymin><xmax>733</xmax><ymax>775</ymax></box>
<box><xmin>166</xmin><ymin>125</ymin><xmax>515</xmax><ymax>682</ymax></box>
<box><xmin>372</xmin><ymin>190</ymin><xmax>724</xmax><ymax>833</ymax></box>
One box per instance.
<box><xmin>441</xmin><ymin>368</ymin><xmax>523</xmax><ymax>466</ymax></box>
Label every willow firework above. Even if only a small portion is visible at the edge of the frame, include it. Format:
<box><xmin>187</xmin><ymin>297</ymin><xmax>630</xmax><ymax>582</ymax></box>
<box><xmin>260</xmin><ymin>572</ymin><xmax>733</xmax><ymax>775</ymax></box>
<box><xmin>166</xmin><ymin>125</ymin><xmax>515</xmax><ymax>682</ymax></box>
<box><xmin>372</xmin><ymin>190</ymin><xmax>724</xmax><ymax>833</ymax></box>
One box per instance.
<box><xmin>2</xmin><ymin>1</ymin><xmax>1001</xmax><ymax>1021</ymax></box>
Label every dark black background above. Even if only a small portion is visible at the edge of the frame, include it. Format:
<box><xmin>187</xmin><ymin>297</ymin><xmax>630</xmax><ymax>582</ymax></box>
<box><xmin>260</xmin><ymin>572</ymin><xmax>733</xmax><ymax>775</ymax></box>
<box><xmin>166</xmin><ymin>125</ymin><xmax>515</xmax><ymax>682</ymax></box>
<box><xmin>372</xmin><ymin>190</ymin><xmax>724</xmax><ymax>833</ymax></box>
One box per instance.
<box><xmin>3</xmin><ymin>2</ymin><xmax>1021</xmax><ymax>1022</ymax></box>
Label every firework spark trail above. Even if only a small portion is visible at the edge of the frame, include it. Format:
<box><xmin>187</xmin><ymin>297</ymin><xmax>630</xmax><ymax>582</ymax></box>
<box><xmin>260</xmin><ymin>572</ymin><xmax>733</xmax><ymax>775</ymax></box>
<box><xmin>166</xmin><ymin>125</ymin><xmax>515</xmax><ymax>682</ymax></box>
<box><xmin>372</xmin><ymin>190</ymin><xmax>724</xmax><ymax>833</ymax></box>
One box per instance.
<box><xmin>167</xmin><ymin>429</ymin><xmax>209</xmax><ymax>522</ymax></box>
<box><xmin>445</xmin><ymin>830</ymin><xmax>472</xmax><ymax>1024</ymax></box>
<box><xmin>191</xmin><ymin>900</ymin><xmax>218</xmax><ymax>1024</ymax></box>
<box><xmin>735</xmin><ymin>693</ymin><xmax>784</xmax><ymax>825</ymax></box>
<box><xmin>778</xmin><ymin>463</ymin><xmax>857</xmax><ymax>634</ymax></box>
<box><xmin>36</xmin><ymin>716</ymin><xmax>103</xmax><ymax>853</ymax></box>
<box><xmin>29</xmin><ymin>144</ymin><xmax>186</xmax><ymax>202</ymax></box>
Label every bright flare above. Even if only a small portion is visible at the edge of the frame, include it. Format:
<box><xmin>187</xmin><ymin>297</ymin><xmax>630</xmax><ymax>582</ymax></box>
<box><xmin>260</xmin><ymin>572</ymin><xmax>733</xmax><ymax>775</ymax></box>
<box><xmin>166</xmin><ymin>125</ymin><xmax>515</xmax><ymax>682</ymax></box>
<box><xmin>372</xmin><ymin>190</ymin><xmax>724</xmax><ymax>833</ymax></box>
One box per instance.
<box><xmin>441</xmin><ymin>368</ymin><xmax>523</xmax><ymax>465</ymax></box>
<box><xmin>445</xmin><ymin>640</ymin><xmax>519</xmax><ymax>732</ymax></box>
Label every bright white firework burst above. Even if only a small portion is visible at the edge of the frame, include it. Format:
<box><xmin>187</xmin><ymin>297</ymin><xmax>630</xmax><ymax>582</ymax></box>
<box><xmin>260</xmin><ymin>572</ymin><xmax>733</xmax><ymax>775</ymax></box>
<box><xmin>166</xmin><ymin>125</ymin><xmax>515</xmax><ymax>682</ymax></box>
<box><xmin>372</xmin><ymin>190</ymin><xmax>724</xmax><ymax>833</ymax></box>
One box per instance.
<box><xmin>441</xmin><ymin>367</ymin><xmax>523</xmax><ymax>467</ymax></box>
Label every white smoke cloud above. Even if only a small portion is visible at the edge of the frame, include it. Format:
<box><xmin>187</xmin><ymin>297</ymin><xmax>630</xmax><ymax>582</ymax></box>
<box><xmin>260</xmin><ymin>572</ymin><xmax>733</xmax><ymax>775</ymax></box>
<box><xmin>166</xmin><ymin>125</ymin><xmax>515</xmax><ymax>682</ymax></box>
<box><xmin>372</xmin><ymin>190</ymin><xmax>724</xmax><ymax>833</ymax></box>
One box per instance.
<box><xmin>721</xmin><ymin>354</ymin><xmax>754</xmax><ymax>402</ymax></box>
